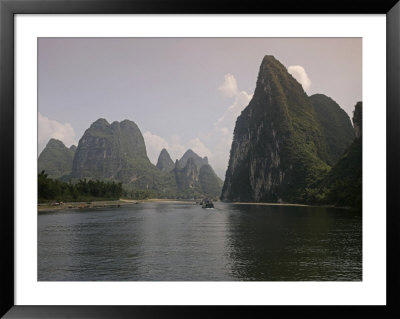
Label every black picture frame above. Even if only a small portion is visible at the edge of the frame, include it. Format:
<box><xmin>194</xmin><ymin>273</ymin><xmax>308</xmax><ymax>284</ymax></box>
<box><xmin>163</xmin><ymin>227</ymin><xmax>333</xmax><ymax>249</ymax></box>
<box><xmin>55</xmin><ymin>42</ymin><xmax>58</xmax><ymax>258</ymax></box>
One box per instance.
<box><xmin>1</xmin><ymin>0</ymin><xmax>399</xmax><ymax>318</ymax></box>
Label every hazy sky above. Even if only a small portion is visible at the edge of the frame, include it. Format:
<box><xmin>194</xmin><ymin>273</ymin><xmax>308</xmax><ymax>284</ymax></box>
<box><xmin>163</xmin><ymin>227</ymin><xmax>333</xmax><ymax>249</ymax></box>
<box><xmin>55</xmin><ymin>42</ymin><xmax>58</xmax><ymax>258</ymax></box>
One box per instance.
<box><xmin>38</xmin><ymin>38</ymin><xmax>362</xmax><ymax>179</ymax></box>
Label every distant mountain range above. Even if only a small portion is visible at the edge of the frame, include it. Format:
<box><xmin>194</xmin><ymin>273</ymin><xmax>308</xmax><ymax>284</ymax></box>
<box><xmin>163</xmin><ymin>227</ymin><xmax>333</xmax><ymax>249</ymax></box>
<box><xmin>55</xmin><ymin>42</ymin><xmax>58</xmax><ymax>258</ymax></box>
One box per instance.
<box><xmin>39</xmin><ymin>119</ymin><xmax>222</xmax><ymax>200</ymax></box>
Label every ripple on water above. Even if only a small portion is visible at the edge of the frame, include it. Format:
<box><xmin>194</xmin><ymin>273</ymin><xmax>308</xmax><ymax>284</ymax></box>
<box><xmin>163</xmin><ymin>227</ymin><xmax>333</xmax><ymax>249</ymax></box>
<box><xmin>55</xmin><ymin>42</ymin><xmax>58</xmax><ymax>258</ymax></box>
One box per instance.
<box><xmin>38</xmin><ymin>203</ymin><xmax>362</xmax><ymax>281</ymax></box>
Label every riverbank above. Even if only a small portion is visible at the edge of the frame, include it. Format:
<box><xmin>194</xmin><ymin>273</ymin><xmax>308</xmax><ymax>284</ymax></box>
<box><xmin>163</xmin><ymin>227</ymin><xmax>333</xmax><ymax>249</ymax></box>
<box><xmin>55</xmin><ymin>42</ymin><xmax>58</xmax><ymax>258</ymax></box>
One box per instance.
<box><xmin>38</xmin><ymin>198</ymin><xmax>198</xmax><ymax>211</ymax></box>
<box><xmin>120</xmin><ymin>198</ymin><xmax>196</xmax><ymax>204</ymax></box>
<box><xmin>38</xmin><ymin>200</ymin><xmax>126</xmax><ymax>211</ymax></box>
<box><xmin>231</xmin><ymin>201</ymin><xmax>309</xmax><ymax>207</ymax></box>
<box><xmin>38</xmin><ymin>198</ymin><xmax>351</xmax><ymax>211</ymax></box>
<box><xmin>231</xmin><ymin>201</ymin><xmax>352</xmax><ymax>209</ymax></box>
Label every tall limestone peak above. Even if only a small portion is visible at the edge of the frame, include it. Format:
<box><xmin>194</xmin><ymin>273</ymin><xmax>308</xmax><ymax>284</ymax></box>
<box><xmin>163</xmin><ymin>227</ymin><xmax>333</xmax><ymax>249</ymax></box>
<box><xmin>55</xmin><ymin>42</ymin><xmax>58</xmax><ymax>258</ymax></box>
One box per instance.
<box><xmin>90</xmin><ymin>118</ymin><xmax>109</xmax><ymax>128</ymax></box>
<box><xmin>38</xmin><ymin>138</ymin><xmax>76</xmax><ymax>179</ymax></box>
<box><xmin>221</xmin><ymin>55</ymin><xmax>329</xmax><ymax>203</ymax></box>
<box><xmin>172</xmin><ymin>149</ymin><xmax>222</xmax><ymax>199</ymax></box>
<box><xmin>156</xmin><ymin>148</ymin><xmax>174</xmax><ymax>172</ymax></box>
<box><xmin>310</xmin><ymin>94</ymin><xmax>355</xmax><ymax>164</ymax></box>
<box><xmin>71</xmin><ymin>118</ymin><xmax>150</xmax><ymax>181</ymax></box>
<box><xmin>177</xmin><ymin>149</ymin><xmax>208</xmax><ymax>169</ymax></box>
<box><xmin>46</xmin><ymin>138</ymin><xmax>67</xmax><ymax>148</ymax></box>
<box><xmin>175</xmin><ymin>157</ymin><xmax>200</xmax><ymax>190</ymax></box>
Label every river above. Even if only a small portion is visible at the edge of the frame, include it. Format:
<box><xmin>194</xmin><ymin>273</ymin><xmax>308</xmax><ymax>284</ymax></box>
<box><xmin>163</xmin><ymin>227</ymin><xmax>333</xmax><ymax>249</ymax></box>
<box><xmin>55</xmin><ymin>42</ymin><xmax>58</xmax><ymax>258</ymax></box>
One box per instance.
<box><xmin>38</xmin><ymin>202</ymin><xmax>362</xmax><ymax>281</ymax></box>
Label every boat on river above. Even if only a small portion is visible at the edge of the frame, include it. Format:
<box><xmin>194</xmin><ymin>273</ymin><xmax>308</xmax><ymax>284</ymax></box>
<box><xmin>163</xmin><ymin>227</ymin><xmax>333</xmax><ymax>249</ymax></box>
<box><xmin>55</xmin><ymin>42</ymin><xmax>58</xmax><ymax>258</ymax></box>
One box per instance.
<box><xmin>201</xmin><ymin>198</ymin><xmax>214</xmax><ymax>209</ymax></box>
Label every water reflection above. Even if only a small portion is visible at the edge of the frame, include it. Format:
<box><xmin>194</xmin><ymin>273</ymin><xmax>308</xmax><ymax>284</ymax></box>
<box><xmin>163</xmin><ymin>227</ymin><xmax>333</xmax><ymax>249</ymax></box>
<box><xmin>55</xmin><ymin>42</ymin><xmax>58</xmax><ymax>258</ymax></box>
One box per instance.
<box><xmin>38</xmin><ymin>203</ymin><xmax>361</xmax><ymax>281</ymax></box>
<box><xmin>224</xmin><ymin>204</ymin><xmax>362</xmax><ymax>280</ymax></box>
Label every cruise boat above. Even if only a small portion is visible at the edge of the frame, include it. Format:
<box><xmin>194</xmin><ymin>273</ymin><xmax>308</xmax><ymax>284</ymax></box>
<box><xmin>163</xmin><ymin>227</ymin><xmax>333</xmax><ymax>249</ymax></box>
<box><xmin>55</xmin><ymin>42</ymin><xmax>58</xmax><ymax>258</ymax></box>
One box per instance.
<box><xmin>201</xmin><ymin>198</ymin><xmax>214</xmax><ymax>209</ymax></box>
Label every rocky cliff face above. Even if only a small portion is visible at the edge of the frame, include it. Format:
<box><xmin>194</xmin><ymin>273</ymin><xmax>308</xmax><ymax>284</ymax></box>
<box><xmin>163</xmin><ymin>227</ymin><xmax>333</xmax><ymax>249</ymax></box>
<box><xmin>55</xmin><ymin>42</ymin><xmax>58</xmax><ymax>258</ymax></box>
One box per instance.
<box><xmin>71</xmin><ymin>118</ymin><xmax>154</xmax><ymax>185</ymax></box>
<box><xmin>156</xmin><ymin>148</ymin><xmax>175</xmax><ymax>172</ymax></box>
<box><xmin>38</xmin><ymin>138</ymin><xmax>76</xmax><ymax>179</ymax></box>
<box><xmin>221</xmin><ymin>55</ymin><xmax>330</xmax><ymax>203</ymax></box>
<box><xmin>310</xmin><ymin>94</ymin><xmax>355</xmax><ymax>165</ymax></box>
<box><xmin>69</xmin><ymin>145</ymin><xmax>77</xmax><ymax>152</ymax></box>
<box><xmin>175</xmin><ymin>157</ymin><xmax>200</xmax><ymax>190</ymax></box>
<box><xmin>173</xmin><ymin>149</ymin><xmax>223</xmax><ymax>199</ymax></box>
<box><xmin>177</xmin><ymin>149</ymin><xmax>208</xmax><ymax>169</ymax></box>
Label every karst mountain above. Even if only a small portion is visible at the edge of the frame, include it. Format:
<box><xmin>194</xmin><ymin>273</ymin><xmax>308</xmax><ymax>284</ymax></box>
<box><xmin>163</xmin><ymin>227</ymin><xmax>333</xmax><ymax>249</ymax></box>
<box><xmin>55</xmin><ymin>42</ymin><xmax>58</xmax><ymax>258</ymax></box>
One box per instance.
<box><xmin>221</xmin><ymin>55</ymin><xmax>358</xmax><ymax>206</ymax></box>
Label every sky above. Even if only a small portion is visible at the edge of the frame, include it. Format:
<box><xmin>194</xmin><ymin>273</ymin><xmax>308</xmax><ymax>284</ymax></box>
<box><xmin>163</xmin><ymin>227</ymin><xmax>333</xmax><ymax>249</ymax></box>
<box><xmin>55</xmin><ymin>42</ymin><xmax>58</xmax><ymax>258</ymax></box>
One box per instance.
<box><xmin>38</xmin><ymin>38</ymin><xmax>362</xmax><ymax>179</ymax></box>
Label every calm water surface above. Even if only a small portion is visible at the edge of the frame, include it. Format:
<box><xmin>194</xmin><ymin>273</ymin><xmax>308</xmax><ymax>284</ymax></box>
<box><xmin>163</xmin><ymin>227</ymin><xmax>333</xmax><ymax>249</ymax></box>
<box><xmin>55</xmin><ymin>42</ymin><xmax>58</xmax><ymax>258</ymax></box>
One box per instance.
<box><xmin>38</xmin><ymin>202</ymin><xmax>362</xmax><ymax>281</ymax></box>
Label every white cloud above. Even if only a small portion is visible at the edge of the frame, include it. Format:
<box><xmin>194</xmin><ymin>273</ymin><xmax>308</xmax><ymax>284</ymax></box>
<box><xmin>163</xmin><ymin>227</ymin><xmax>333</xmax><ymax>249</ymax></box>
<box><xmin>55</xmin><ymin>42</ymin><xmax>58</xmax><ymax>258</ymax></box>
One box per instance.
<box><xmin>168</xmin><ymin>135</ymin><xmax>186</xmax><ymax>162</ymax></box>
<box><xmin>38</xmin><ymin>112</ymin><xmax>77</xmax><ymax>153</ymax></box>
<box><xmin>143</xmin><ymin>131</ymin><xmax>170</xmax><ymax>164</ymax></box>
<box><xmin>206</xmin><ymin>132</ymin><xmax>234</xmax><ymax>180</ymax></box>
<box><xmin>219</xmin><ymin>127</ymin><xmax>229</xmax><ymax>136</ymax></box>
<box><xmin>218</xmin><ymin>73</ymin><xmax>239</xmax><ymax>98</ymax></box>
<box><xmin>287</xmin><ymin>65</ymin><xmax>312</xmax><ymax>92</ymax></box>
<box><xmin>202</xmin><ymin>74</ymin><xmax>253</xmax><ymax>179</ymax></box>
<box><xmin>216</xmin><ymin>90</ymin><xmax>253</xmax><ymax>129</ymax></box>
<box><xmin>188</xmin><ymin>138</ymin><xmax>212</xmax><ymax>159</ymax></box>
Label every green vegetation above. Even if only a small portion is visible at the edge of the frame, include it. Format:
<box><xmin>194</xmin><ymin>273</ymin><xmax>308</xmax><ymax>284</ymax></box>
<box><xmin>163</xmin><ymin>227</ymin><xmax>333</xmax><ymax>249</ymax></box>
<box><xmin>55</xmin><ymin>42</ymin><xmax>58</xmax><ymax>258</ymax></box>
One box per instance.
<box><xmin>71</xmin><ymin>119</ymin><xmax>150</xmax><ymax>181</ymax></box>
<box><xmin>310</xmin><ymin>94</ymin><xmax>355</xmax><ymax>165</ymax></box>
<box><xmin>156</xmin><ymin>148</ymin><xmax>175</xmax><ymax>172</ymax></box>
<box><xmin>173</xmin><ymin>156</ymin><xmax>223</xmax><ymax>200</ymax></box>
<box><xmin>38</xmin><ymin>170</ymin><xmax>122</xmax><ymax>203</ymax></box>
<box><xmin>302</xmin><ymin>102</ymin><xmax>362</xmax><ymax>210</ymax></box>
<box><xmin>121</xmin><ymin>169</ymin><xmax>179</xmax><ymax>199</ymax></box>
<box><xmin>302</xmin><ymin>138</ymin><xmax>362</xmax><ymax>209</ymax></box>
<box><xmin>122</xmin><ymin>189</ymin><xmax>153</xmax><ymax>200</ymax></box>
<box><xmin>199</xmin><ymin>164</ymin><xmax>224</xmax><ymax>199</ymax></box>
<box><xmin>38</xmin><ymin>139</ymin><xmax>76</xmax><ymax>179</ymax></box>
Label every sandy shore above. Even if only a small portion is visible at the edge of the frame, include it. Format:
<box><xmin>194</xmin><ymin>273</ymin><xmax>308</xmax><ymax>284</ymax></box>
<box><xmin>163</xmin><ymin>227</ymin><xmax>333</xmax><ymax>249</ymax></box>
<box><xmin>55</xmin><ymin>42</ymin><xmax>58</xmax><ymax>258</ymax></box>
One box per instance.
<box><xmin>38</xmin><ymin>198</ymin><xmax>198</xmax><ymax>211</ymax></box>
<box><xmin>38</xmin><ymin>200</ymin><xmax>127</xmax><ymax>211</ymax></box>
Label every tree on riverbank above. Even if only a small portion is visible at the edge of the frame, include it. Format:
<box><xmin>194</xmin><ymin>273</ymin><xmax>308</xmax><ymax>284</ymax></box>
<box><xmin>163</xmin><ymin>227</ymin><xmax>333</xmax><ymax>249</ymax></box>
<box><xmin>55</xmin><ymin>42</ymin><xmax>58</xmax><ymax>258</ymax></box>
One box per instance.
<box><xmin>38</xmin><ymin>170</ymin><xmax>123</xmax><ymax>203</ymax></box>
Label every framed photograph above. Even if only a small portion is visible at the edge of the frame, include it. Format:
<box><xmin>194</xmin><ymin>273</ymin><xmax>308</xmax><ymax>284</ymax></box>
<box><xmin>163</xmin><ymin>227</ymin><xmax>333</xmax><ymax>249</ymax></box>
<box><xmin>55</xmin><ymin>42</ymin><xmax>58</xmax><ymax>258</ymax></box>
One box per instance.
<box><xmin>1</xmin><ymin>0</ymin><xmax>399</xmax><ymax>318</ymax></box>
